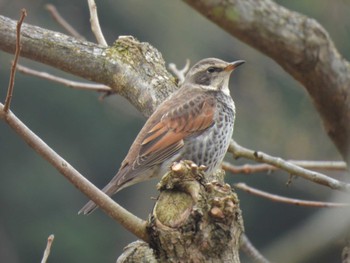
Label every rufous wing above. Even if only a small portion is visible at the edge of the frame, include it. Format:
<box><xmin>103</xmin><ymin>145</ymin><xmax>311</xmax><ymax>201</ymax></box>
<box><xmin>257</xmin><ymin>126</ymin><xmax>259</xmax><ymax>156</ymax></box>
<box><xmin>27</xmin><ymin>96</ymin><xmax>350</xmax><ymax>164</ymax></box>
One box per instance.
<box><xmin>135</xmin><ymin>94</ymin><xmax>216</xmax><ymax>169</ymax></box>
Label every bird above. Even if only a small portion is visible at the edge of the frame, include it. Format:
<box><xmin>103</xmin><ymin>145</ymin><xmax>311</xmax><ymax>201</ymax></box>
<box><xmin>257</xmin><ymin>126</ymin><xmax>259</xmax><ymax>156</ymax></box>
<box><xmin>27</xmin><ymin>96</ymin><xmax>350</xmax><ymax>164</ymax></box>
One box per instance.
<box><xmin>79</xmin><ymin>58</ymin><xmax>245</xmax><ymax>214</ymax></box>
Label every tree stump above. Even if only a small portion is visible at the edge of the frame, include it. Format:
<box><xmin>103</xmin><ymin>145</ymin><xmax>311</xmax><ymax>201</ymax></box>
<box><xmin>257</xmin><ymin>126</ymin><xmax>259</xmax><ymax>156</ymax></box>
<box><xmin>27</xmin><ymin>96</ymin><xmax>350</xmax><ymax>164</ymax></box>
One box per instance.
<box><xmin>117</xmin><ymin>160</ymin><xmax>243</xmax><ymax>263</ymax></box>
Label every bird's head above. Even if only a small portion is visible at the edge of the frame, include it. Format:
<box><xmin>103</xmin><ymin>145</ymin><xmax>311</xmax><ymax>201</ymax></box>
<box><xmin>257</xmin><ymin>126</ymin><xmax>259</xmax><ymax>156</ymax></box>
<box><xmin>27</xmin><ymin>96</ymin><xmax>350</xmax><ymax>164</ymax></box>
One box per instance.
<box><xmin>184</xmin><ymin>58</ymin><xmax>245</xmax><ymax>95</ymax></box>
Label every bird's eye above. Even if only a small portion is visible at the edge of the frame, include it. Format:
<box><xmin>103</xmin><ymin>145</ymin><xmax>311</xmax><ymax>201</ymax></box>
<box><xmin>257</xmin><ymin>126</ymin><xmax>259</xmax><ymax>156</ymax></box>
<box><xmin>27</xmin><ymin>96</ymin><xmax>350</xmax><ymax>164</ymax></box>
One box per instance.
<box><xmin>207</xmin><ymin>67</ymin><xmax>216</xmax><ymax>73</ymax></box>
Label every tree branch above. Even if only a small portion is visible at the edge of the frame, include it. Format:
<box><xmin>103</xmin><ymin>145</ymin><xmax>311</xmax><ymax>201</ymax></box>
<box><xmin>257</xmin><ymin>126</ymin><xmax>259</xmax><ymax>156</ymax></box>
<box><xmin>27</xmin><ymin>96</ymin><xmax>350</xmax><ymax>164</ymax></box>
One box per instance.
<box><xmin>222</xmin><ymin>160</ymin><xmax>347</xmax><ymax>174</ymax></box>
<box><xmin>40</xmin><ymin>234</ymin><xmax>54</xmax><ymax>263</ymax></box>
<box><xmin>0</xmin><ymin>15</ymin><xmax>177</xmax><ymax>117</ymax></box>
<box><xmin>184</xmin><ymin>0</ymin><xmax>350</xmax><ymax>165</ymax></box>
<box><xmin>235</xmin><ymin>183</ymin><xmax>349</xmax><ymax>208</ymax></box>
<box><xmin>87</xmin><ymin>0</ymin><xmax>107</xmax><ymax>46</ymax></box>
<box><xmin>0</xmin><ymin>103</ymin><xmax>149</xmax><ymax>242</ymax></box>
<box><xmin>229</xmin><ymin>140</ymin><xmax>350</xmax><ymax>192</ymax></box>
<box><xmin>3</xmin><ymin>9</ymin><xmax>26</xmax><ymax>112</ymax></box>
<box><xmin>168</xmin><ymin>59</ymin><xmax>190</xmax><ymax>85</ymax></box>
<box><xmin>45</xmin><ymin>4</ymin><xmax>85</xmax><ymax>40</ymax></box>
<box><xmin>16</xmin><ymin>64</ymin><xmax>112</xmax><ymax>93</ymax></box>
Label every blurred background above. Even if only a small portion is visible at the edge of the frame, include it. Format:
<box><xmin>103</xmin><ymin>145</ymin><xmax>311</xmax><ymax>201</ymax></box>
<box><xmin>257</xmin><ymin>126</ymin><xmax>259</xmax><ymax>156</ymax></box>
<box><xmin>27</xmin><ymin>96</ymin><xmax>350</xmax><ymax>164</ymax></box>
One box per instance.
<box><xmin>0</xmin><ymin>0</ymin><xmax>349</xmax><ymax>262</ymax></box>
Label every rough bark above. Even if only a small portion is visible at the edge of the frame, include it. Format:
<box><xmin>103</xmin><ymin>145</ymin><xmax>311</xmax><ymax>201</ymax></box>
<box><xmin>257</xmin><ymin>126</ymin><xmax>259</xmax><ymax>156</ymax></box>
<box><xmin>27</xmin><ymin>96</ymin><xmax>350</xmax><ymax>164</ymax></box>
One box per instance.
<box><xmin>184</xmin><ymin>0</ymin><xmax>350</xmax><ymax>165</ymax></box>
<box><xmin>0</xmin><ymin>15</ymin><xmax>177</xmax><ymax>117</ymax></box>
<box><xmin>117</xmin><ymin>161</ymin><xmax>243</xmax><ymax>263</ymax></box>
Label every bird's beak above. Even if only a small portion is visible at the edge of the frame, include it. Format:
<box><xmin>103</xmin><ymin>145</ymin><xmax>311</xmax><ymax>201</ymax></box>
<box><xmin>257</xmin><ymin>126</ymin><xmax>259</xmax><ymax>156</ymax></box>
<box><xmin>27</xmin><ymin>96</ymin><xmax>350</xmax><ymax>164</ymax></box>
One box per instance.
<box><xmin>224</xmin><ymin>60</ymin><xmax>245</xmax><ymax>72</ymax></box>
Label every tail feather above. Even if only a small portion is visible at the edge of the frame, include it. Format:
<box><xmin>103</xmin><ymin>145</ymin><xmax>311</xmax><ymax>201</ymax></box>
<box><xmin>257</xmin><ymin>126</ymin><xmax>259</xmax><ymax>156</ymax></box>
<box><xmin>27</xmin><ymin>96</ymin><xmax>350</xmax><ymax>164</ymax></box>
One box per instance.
<box><xmin>78</xmin><ymin>182</ymin><xmax>119</xmax><ymax>215</ymax></box>
<box><xmin>78</xmin><ymin>167</ymin><xmax>144</xmax><ymax>215</ymax></box>
<box><xmin>78</xmin><ymin>200</ymin><xmax>99</xmax><ymax>215</ymax></box>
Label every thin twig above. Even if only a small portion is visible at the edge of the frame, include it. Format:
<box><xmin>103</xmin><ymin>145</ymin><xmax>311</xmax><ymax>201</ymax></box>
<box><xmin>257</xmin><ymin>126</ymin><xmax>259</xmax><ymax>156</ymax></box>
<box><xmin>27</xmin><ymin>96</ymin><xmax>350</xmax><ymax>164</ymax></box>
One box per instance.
<box><xmin>228</xmin><ymin>140</ymin><xmax>350</xmax><ymax>192</ymax></box>
<box><xmin>45</xmin><ymin>4</ymin><xmax>85</xmax><ymax>40</ymax></box>
<box><xmin>3</xmin><ymin>9</ymin><xmax>26</xmax><ymax>112</ymax></box>
<box><xmin>222</xmin><ymin>160</ymin><xmax>347</xmax><ymax>174</ymax></box>
<box><xmin>235</xmin><ymin>183</ymin><xmax>350</xmax><ymax>208</ymax></box>
<box><xmin>240</xmin><ymin>234</ymin><xmax>271</xmax><ymax>263</ymax></box>
<box><xmin>0</xmin><ymin>104</ymin><xmax>149</xmax><ymax>242</ymax></box>
<box><xmin>168</xmin><ymin>59</ymin><xmax>190</xmax><ymax>85</ymax></box>
<box><xmin>17</xmin><ymin>64</ymin><xmax>112</xmax><ymax>93</ymax></box>
<box><xmin>88</xmin><ymin>0</ymin><xmax>107</xmax><ymax>46</ymax></box>
<box><xmin>40</xmin><ymin>234</ymin><xmax>54</xmax><ymax>263</ymax></box>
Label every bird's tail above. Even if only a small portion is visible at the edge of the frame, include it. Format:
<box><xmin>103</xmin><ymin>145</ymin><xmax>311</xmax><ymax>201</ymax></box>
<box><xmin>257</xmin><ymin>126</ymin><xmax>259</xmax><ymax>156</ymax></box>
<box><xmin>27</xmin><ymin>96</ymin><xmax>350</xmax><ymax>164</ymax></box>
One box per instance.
<box><xmin>78</xmin><ymin>183</ymin><xmax>117</xmax><ymax>215</ymax></box>
<box><xmin>78</xmin><ymin>200</ymin><xmax>98</xmax><ymax>215</ymax></box>
<box><xmin>78</xmin><ymin>167</ymin><xmax>138</xmax><ymax>215</ymax></box>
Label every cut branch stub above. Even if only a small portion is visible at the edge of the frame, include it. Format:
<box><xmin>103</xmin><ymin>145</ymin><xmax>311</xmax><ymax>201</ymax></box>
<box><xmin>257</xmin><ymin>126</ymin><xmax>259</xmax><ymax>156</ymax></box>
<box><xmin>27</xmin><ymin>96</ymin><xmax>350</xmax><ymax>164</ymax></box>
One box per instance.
<box><xmin>149</xmin><ymin>160</ymin><xmax>243</xmax><ymax>263</ymax></box>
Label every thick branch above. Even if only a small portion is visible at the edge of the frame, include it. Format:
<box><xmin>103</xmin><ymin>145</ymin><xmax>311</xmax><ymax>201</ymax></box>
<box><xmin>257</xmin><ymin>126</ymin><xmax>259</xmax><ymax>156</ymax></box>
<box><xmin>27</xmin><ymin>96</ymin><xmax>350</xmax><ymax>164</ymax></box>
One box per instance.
<box><xmin>0</xmin><ymin>15</ymin><xmax>177</xmax><ymax>117</ymax></box>
<box><xmin>184</xmin><ymin>0</ymin><xmax>350</xmax><ymax>164</ymax></box>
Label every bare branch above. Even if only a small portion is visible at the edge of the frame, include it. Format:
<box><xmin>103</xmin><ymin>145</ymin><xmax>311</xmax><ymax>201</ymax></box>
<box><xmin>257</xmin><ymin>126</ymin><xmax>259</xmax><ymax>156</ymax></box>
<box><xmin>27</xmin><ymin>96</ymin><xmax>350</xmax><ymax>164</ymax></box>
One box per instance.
<box><xmin>288</xmin><ymin>160</ymin><xmax>348</xmax><ymax>171</ymax></box>
<box><xmin>184</xmin><ymin>0</ymin><xmax>350</xmax><ymax>165</ymax></box>
<box><xmin>229</xmin><ymin>140</ymin><xmax>350</xmax><ymax>192</ymax></box>
<box><xmin>168</xmin><ymin>59</ymin><xmax>190</xmax><ymax>85</ymax></box>
<box><xmin>0</xmin><ymin>103</ymin><xmax>149</xmax><ymax>242</ymax></box>
<box><xmin>45</xmin><ymin>4</ymin><xmax>85</xmax><ymax>40</ymax></box>
<box><xmin>222</xmin><ymin>160</ymin><xmax>347</xmax><ymax>174</ymax></box>
<box><xmin>222</xmin><ymin>162</ymin><xmax>274</xmax><ymax>174</ymax></box>
<box><xmin>3</xmin><ymin>9</ymin><xmax>26</xmax><ymax>112</ymax></box>
<box><xmin>235</xmin><ymin>183</ymin><xmax>349</xmax><ymax>208</ymax></box>
<box><xmin>87</xmin><ymin>0</ymin><xmax>107</xmax><ymax>46</ymax></box>
<box><xmin>17</xmin><ymin>64</ymin><xmax>112</xmax><ymax>93</ymax></box>
<box><xmin>40</xmin><ymin>234</ymin><xmax>54</xmax><ymax>263</ymax></box>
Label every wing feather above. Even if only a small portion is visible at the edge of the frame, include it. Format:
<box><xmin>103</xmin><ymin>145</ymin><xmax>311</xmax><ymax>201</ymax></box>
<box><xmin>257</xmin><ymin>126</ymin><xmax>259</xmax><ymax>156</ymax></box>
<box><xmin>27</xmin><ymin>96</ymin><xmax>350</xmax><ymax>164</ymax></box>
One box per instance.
<box><xmin>134</xmin><ymin>94</ymin><xmax>216</xmax><ymax>169</ymax></box>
